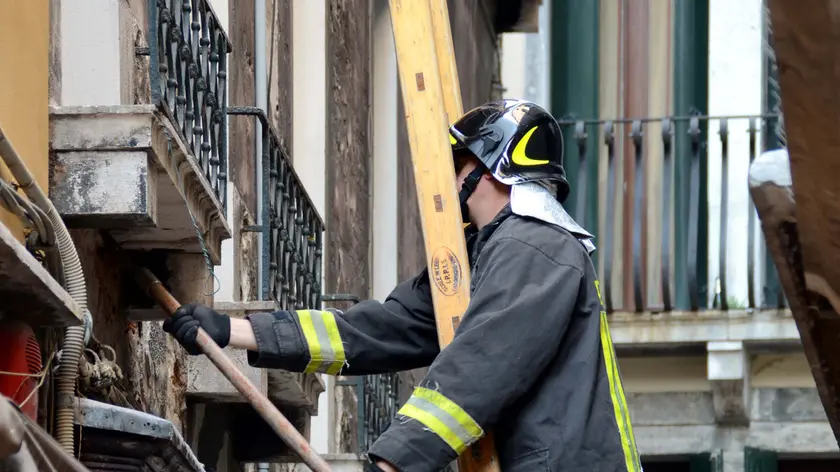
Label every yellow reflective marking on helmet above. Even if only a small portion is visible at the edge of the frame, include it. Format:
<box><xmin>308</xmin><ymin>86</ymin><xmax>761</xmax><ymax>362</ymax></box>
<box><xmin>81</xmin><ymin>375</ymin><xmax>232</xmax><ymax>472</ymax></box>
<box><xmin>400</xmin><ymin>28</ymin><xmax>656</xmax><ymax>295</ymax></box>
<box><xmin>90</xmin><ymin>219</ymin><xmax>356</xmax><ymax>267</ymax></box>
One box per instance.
<box><xmin>450</xmin><ymin>133</ymin><xmax>457</xmax><ymax>145</ymax></box>
<box><xmin>511</xmin><ymin>126</ymin><xmax>549</xmax><ymax>166</ymax></box>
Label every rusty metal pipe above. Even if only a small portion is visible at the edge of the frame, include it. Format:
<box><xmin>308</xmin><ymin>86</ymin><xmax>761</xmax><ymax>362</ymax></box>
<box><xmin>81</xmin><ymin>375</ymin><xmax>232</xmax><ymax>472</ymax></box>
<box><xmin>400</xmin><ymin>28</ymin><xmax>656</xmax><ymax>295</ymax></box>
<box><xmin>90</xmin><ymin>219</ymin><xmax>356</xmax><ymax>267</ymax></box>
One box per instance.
<box><xmin>133</xmin><ymin>268</ymin><xmax>332</xmax><ymax>472</ymax></box>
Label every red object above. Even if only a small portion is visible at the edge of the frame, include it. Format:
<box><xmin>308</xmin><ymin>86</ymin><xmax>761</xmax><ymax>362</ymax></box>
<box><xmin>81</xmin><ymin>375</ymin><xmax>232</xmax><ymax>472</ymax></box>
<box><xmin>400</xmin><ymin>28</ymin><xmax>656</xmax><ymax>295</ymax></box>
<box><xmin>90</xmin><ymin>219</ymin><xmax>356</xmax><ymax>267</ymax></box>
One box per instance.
<box><xmin>0</xmin><ymin>320</ymin><xmax>42</xmax><ymax>421</ymax></box>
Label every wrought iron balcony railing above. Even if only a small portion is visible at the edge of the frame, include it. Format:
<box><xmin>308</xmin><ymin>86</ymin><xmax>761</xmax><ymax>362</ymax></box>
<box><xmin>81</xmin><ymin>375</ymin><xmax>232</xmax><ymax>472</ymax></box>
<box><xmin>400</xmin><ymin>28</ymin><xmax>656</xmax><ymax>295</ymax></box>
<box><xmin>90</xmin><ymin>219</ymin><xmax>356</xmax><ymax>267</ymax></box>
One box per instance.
<box><xmin>558</xmin><ymin>113</ymin><xmax>786</xmax><ymax>315</ymax></box>
<box><xmin>356</xmin><ymin>373</ymin><xmax>401</xmax><ymax>454</ymax></box>
<box><xmin>148</xmin><ymin>0</ymin><xmax>230</xmax><ymax>209</ymax></box>
<box><xmin>227</xmin><ymin>107</ymin><xmax>324</xmax><ymax>311</ymax></box>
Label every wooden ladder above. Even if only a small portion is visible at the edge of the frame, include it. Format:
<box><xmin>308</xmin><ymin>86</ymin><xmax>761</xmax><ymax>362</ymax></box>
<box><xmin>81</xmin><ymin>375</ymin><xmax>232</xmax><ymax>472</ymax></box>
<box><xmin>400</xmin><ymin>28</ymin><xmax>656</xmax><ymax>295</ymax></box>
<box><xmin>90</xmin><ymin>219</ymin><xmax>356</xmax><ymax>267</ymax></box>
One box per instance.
<box><xmin>388</xmin><ymin>1</ymin><xmax>501</xmax><ymax>471</ymax></box>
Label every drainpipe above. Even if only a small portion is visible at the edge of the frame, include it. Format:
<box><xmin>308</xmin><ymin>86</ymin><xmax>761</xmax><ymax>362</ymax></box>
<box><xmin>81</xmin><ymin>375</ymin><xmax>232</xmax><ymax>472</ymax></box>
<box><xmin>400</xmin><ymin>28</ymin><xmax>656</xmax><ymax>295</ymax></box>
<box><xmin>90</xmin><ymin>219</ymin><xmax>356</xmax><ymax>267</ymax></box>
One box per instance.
<box><xmin>0</xmin><ymin>126</ymin><xmax>88</xmax><ymax>453</ymax></box>
<box><xmin>255</xmin><ymin>0</ymin><xmax>267</xmax><ymax>300</ymax></box>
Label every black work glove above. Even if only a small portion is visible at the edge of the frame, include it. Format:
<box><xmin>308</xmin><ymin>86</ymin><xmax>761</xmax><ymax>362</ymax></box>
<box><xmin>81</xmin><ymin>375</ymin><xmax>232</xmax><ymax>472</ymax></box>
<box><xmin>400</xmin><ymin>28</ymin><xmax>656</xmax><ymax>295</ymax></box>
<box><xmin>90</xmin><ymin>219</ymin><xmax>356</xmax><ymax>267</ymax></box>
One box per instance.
<box><xmin>162</xmin><ymin>303</ymin><xmax>231</xmax><ymax>355</ymax></box>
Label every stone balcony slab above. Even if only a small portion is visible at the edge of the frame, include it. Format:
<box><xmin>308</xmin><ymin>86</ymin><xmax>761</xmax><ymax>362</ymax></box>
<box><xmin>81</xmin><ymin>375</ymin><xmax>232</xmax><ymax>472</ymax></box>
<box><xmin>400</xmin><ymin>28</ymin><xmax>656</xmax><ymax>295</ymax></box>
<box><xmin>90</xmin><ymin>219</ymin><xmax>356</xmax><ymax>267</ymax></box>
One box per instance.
<box><xmin>608</xmin><ymin>309</ymin><xmax>799</xmax><ymax>352</ymax></box>
<box><xmin>49</xmin><ymin>105</ymin><xmax>230</xmax><ymax>264</ymax></box>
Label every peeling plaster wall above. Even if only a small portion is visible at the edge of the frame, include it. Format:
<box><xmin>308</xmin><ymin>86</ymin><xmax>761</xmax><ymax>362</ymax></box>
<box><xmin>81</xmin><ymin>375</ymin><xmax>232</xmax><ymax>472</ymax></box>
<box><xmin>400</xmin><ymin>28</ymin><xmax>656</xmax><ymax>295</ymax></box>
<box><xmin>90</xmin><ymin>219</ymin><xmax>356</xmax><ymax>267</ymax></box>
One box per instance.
<box><xmin>70</xmin><ymin>230</ymin><xmax>193</xmax><ymax>430</ymax></box>
<box><xmin>229</xmin><ymin>0</ymin><xmax>258</xmax><ymax>215</ymax></box>
<box><xmin>227</xmin><ymin>0</ymin><xmax>293</xmax><ymax>303</ymax></box>
<box><xmin>266</xmin><ymin>0</ymin><xmax>293</xmax><ymax>153</ymax></box>
<box><xmin>326</xmin><ymin>0</ymin><xmax>372</xmax><ymax>453</ymax></box>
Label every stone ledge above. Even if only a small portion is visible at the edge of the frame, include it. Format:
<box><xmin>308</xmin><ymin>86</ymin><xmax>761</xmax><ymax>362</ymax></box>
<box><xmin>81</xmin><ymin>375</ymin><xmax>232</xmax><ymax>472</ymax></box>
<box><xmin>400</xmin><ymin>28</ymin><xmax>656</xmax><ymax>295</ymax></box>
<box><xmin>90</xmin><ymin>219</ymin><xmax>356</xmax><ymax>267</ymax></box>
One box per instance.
<box><xmin>0</xmin><ymin>221</ymin><xmax>81</xmax><ymax>327</ymax></box>
<box><xmin>608</xmin><ymin>309</ymin><xmax>799</xmax><ymax>348</ymax></box>
<box><xmin>214</xmin><ymin>300</ymin><xmax>278</xmax><ymax>318</ymax></box>
<box><xmin>186</xmin><ymin>348</ymin><xmax>268</xmax><ymax>403</ymax></box>
<box><xmin>634</xmin><ymin>422</ymin><xmax>839</xmax><ymax>456</ymax></box>
<box><xmin>627</xmin><ymin>388</ymin><xmax>829</xmax><ymax>428</ymax></box>
<box><xmin>126</xmin><ymin>301</ymin><xmax>280</xmax><ymax>322</ymax></box>
<box><xmin>49</xmin><ymin>105</ymin><xmax>231</xmax><ymax>264</ymax></box>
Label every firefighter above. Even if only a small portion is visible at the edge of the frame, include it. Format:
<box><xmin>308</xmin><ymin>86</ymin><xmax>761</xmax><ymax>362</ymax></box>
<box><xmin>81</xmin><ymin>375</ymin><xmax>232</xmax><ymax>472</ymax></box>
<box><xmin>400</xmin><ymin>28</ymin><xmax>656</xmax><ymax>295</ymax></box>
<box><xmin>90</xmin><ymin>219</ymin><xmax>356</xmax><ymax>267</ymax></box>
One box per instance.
<box><xmin>164</xmin><ymin>99</ymin><xmax>643</xmax><ymax>472</ymax></box>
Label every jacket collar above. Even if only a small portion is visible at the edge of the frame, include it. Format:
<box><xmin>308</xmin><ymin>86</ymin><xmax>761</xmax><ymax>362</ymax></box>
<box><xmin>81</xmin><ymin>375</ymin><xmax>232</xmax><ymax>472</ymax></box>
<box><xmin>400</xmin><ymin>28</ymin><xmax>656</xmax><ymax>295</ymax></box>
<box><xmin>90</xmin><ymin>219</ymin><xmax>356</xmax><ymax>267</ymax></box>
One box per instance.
<box><xmin>466</xmin><ymin>204</ymin><xmax>513</xmax><ymax>266</ymax></box>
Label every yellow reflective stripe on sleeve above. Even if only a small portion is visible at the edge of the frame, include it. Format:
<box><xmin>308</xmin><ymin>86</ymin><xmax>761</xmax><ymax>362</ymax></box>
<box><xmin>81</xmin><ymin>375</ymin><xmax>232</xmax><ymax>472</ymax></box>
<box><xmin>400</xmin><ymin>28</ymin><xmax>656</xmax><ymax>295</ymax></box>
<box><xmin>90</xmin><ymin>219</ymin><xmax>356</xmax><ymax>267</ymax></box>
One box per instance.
<box><xmin>597</xmin><ymin>281</ymin><xmax>641</xmax><ymax>472</ymax></box>
<box><xmin>412</xmin><ymin>387</ymin><xmax>484</xmax><ymax>439</ymax></box>
<box><xmin>297</xmin><ymin>310</ymin><xmax>346</xmax><ymax>375</ymax></box>
<box><xmin>320</xmin><ymin>311</ymin><xmax>346</xmax><ymax>375</ymax></box>
<box><xmin>397</xmin><ymin>387</ymin><xmax>484</xmax><ymax>454</ymax></box>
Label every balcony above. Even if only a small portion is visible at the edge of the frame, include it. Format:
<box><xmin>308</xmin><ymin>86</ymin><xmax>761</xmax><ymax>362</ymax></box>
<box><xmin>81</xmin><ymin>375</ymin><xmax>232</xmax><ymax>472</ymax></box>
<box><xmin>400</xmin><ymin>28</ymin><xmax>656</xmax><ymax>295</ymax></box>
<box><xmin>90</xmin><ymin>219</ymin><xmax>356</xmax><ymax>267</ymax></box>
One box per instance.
<box><xmin>550</xmin><ymin>115</ymin><xmax>791</xmax><ymax>344</ymax></box>
<box><xmin>185</xmin><ymin>107</ymin><xmax>326</xmax><ymax>462</ymax></box>
<box><xmin>49</xmin><ymin>0</ymin><xmax>231</xmax><ymax>264</ymax></box>
<box><xmin>554</xmin><ymin>113</ymin><xmax>794</xmax><ymax>424</ymax></box>
<box><xmin>224</xmin><ymin>107</ymin><xmax>325</xmax><ymax>310</ymax></box>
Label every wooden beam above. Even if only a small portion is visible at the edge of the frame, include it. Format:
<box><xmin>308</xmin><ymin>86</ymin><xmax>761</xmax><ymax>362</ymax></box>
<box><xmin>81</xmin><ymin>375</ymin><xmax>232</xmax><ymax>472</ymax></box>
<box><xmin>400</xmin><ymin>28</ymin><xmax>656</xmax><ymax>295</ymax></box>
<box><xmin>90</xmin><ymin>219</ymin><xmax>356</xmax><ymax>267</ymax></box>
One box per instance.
<box><xmin>765</xmin><ymin>0</ymin><xmax>840</xmax><ymax>443</ymax></box>
<box><xmin>429</xmin><ymin>0</ymin><xmax>463</xmax><ymax>124</ymax></box>
<box><xmin>389</xmin><ymin>0</ymin><xmax>468</xmax><ymax>351</ymax></box>
<box><xmin>390</xmin><ymin>1</ymin><xmax>500</xmax><ymax>469</ymax></box>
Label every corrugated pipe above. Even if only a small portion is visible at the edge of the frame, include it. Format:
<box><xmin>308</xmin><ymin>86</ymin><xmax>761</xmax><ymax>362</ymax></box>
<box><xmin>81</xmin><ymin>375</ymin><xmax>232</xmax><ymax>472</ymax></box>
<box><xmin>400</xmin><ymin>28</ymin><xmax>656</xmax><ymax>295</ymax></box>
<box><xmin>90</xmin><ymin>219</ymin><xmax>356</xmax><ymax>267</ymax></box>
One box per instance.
<box><xmin>0</xmin><ymin>126</ymin><xmax>88</xmax><ymax>454</ymax></box>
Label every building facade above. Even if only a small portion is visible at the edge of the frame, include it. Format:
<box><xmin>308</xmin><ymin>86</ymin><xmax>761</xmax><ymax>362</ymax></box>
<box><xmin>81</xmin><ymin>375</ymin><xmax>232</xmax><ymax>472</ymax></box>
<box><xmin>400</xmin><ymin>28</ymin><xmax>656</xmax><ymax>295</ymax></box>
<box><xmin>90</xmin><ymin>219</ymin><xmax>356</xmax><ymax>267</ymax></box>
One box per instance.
<box><xmin>499</xmin><ymin>1</ymin><xmax>839</xmax><ymax>471</ymax></box>
<box><xmin>0</xmin><ymin>0</ymin><xmax>533</xmax><ymax>471</ymax></box>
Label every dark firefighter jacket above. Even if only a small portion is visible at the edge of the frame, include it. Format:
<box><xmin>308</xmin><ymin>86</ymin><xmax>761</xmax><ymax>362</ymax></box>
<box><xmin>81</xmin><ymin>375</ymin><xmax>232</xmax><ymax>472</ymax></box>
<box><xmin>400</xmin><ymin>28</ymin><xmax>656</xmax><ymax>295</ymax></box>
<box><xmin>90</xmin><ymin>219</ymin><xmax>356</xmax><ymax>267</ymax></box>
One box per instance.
<box><xmin>245</xmin><ymin>205</ymin><xmax>642</xmax><ymax>472</ymax></box>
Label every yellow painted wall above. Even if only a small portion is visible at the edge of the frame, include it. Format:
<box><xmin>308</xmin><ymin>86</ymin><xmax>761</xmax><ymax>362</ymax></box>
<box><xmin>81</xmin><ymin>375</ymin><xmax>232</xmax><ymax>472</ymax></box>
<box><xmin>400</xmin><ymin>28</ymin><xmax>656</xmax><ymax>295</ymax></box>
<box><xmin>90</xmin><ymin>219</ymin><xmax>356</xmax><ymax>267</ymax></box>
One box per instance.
<box><xmin>0</xmin><ymin>1</ymin><xmax>50</xmax><ymax>242</ymax></box>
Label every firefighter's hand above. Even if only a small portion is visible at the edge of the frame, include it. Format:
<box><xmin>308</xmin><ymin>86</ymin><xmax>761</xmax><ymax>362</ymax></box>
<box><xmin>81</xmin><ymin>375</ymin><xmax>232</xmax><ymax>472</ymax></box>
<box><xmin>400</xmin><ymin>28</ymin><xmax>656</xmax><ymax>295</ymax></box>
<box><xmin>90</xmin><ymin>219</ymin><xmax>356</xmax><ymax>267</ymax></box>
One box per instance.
<box><xmin>163</xmin><ymin>303</ymin><xmax>231</xmax><ymax>355</ymax></box>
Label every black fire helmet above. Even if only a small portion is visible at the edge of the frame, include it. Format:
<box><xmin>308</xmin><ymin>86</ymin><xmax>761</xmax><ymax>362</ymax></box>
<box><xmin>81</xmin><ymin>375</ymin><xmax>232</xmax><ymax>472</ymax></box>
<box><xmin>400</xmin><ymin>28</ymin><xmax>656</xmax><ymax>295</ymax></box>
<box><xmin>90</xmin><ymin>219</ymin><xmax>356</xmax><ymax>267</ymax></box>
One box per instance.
<box><xmin>449</xmin><ymin>99</ymin><xmax>570</xmax><ymax>221</ymax></box>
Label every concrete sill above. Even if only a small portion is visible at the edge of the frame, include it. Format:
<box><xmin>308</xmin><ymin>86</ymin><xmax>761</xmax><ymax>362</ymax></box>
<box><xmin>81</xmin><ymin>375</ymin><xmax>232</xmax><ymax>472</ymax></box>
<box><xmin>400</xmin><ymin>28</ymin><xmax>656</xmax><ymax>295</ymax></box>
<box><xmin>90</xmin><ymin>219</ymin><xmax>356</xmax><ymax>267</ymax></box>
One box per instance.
<box><xmin>49</xmin><ymin>105</ymin><xmax>231</xmax><ymax>264</ymax></box>
<box><xmin>608</xmin><ymin>309</ymin><xmax>799</xmax><ymax>349</ymax></box>
<box><xmin>0</xmin><ymin>221</ymin><xmax>81</xmax><ymax>326</ymax></box>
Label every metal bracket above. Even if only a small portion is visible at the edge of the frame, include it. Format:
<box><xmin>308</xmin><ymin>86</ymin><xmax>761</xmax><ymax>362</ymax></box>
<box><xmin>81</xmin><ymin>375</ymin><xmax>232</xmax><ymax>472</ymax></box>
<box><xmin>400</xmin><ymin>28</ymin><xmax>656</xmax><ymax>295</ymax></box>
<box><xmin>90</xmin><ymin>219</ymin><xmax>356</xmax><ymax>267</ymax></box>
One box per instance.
<box><xmin>242</xmin><ymin>225</ymin><xmax>266</xmax><ymax>233</ymax></box>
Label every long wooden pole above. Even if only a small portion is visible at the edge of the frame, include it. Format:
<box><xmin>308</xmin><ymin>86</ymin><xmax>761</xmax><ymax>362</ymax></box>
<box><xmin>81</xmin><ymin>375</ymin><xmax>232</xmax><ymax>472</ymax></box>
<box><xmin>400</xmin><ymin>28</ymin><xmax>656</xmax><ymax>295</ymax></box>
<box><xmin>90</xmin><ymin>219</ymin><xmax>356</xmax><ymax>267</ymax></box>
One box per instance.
<box><xmin>389</xmin><ymin>1</ymin><xmax>501</xmax><ymax>470</ymax></box>
<box><xmin>133</xmin><ymin>268</ymin><xmax>332</xmax><ymax>472</ymax></box>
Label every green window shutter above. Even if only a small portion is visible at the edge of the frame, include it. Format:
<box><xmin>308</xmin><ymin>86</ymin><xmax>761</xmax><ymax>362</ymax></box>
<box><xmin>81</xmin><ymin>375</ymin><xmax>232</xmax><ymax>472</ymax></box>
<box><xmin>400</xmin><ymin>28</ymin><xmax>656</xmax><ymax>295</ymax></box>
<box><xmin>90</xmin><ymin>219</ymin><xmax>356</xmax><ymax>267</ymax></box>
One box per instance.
<box><xmin>549</xmin><ymin>0</ymin><xmax>600</xmax><ymax>265</ymax></box>
<box><xmin>745</xmin><ymin>447</ymin><xmax>779</xmax><ymax>472</ymax></box>
<box><xmin>673</xmin><ymin>0</ymin><xmax>710</xmax><ymax>310</ymax></box>
<box><xmin>689</xmin><ymin>451</ymin><xmax>723</xmax><ymax>472</ymax></box>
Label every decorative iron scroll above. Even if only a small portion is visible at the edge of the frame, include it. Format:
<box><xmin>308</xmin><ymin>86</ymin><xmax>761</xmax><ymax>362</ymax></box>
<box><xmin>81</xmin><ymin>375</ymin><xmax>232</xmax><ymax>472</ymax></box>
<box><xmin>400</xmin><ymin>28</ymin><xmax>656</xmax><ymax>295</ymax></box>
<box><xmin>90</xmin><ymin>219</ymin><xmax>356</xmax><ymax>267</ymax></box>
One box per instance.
<box><xmin>227</xmin><ymin>107</ymin><xmax>324</xmax><ymax>311</ymax></box>
<box><xmin>357</xmin><ymin>373</ymin><xmax>401</xmax><ymax>454</ymax></box>
<box><xmin>148</xmin><ymin>0</ymin><xmax>231</xmax><ymax>209</ymax></box>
